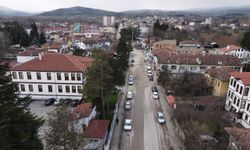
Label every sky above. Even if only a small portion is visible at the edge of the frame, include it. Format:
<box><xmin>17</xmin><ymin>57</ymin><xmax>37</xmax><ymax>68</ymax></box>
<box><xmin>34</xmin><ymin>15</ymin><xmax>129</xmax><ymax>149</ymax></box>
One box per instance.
<box><xmin>0</xmin><ymin>0</ymin><xmax>250</xmax><ymax>13</ymax></box>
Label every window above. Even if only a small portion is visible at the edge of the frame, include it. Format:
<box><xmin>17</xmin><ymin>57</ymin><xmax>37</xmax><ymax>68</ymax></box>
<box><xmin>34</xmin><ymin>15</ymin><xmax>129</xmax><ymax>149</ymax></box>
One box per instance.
<box><xmin>190</xmin><ymin>66</ymin><xmax>197</xmax><ymax>70</ymax></box>
<box><xmin>18</xmin><ymin>72</ymin><xmax>23</xmax><ymax>79</ymax></box>
<box><xmin>239</xmin><ymin>86</ymin><xmax>243</xmax><ymax>95</ymax></box>
<box><xmin>66</xmin><ymin>86</ymin><xmax>70</xmax><ymax>93</ymax></box>
<box><xmin>38</xmin><ymin>85</ymin><xmax>43</xmax><ymax>92</ymax></box>
<box><xmin>57</xmin><ymin>73</ymin><xmax>61</xmax><ymax>80</ymax></box>
<box><xmin>233</xmin><ymin>97</ymin><xmax>237</xmax><ymax>104</ymax></box>
<box><xmin>237</xmin><ymin>99</ymin><xmax>240</xmax><ymax>107</ymax></box>
<box><xmin>236</xmin><ymin>84</ymin><xmax>239</xmax><ymax>92</ymax></box>
<box><xmin>48</xmin><ymin>85</ymin><xmax>53</xmax><ymax>93</ymax></box>
<box><xmin>47</xmin><ymin>73</ymin><xmax>51</xmax><ymax>80</ymax></box>
<box><xmin>20</xmin><ymin>84</ymin><xmax>25</xmax><ymax>92</ymax></box>
<box><xmin>28</xmin><ymin>85</ymin><xmax>33</xmax><ymax>92</ymax></box>
<box><xmin>27</xmin><ymin>72</ymin><xmax>32</xmax><ymax>79</ymax></box>
<box><xmin>77</xmin><ymin>86</ymin><xmax>82</xmax><ymax>93</ymax></box>
<box><xmin>230</xmin><ymin>78</ymin><xmax>233</xmax><ymax>86</ymax></box>
<box><xmin>37</xmin><ymin>72</ymin><xmax>41</xmax><ymax>80</ymax></box>
<box><xmin>72</xmin><ymin>86</ymin><xmax>76</xmax><ymax>93</ymax></box>
<box><xmin>244</xmin><ymin>88</ymin><xmax>249</xmax><ymax>96</ymax></box>
<box><xmin>171</xmin><ymin>65</ymin><xmax>177</xmax><ymax>70</ymax></box>
<box><xmin>58</xmin><ymin>85</ymin><xmax>62</xmax><ymax>93</ymax></box>
<box><xmin>228</xmin><ymin>90</ymin><xmax>231</xmax><ymax>97</ymax></box>
<box><xmin>217</xmin><ymin>81</ymin><xmax>220</xmax><ymax>87</ymax></box>
<box><xmin>65</xmin><ymin>73</ymin><xmax>69</xmax><ymax>80</ymax></box>
<box><xmin>233</xmin><ymin>80</ymin><xmax>237</xmax><ymax>87</ymax></box>
<box><xmin>77</xmin><ymin>73</ymin><xmax>81</xmax><ymax>81</ymax></box>
<box><xmin>247</xmin><ymin>104</ymin><xmax>250</xmax><ymax>111</ymax></box>
<box><xmin>71</xmin><ymin>73</ymin><xmax>75</xmax><ymax>80</ymax></box>
<box><xmin>245</xmin><ymin>114</ymin><xmax>249</xmax><ymax>121</ymax></box>
<box><xmin>180</xmin><ymin>66</ymin><xmax>185</xmax><ymax>70</ymax></box>
<box><xmin>12</xmin><ymin>72</ymin><xmax>17</xmax><ymax>79</ymax></box>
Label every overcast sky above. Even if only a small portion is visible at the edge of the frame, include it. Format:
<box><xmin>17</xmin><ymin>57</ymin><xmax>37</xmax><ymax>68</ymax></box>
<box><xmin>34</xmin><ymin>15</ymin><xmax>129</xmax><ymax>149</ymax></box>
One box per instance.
<box><xmin>1</xmin><ymin>0</ymin><xmax>250</xmax><ymax>13</ymax></box>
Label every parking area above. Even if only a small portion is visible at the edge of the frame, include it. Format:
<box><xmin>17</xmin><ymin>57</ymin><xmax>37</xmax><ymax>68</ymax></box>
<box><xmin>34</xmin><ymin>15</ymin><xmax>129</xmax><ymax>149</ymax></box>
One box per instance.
<box><xmin>29</xmin><ymin>100</ymin><xmax>55</xmax><ymax>119</ymax></box>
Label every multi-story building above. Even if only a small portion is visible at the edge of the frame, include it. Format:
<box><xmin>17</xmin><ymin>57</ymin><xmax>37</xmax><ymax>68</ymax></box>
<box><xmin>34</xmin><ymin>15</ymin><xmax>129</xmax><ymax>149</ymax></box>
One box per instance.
<box><xmin>225</xmin><ymin>72</ymin><xmax>250</xmax><ymax>128</ymax></box>
<box><xmin>10</xmin><ymin>53</ymin><xmax>93</xmax><ymax>100</ymax></box>
<box><xmin>204</xmin><ymin>68</ymin><xmax>234</xmax><ymax>97</ymax></box>
<box><xmin>103</xmin><ymin>16</ymin><xmax>115</xmax><ymax>27</ymax></box>
<box><xmin>154</xmin><ymin>51</ymin><xmax>242</xmax><ymax>74</ymax></box>
<box><xmin>220</xmin><ymin>45</ymin><xmax>250</xmax><ymax>62</ymax></box>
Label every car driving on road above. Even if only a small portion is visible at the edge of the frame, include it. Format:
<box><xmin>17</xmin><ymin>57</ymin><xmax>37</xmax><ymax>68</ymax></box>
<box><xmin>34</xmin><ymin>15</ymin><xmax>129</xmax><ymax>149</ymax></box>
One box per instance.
<box><xmin>156</xmin><ymin>112</ymin><xmax>166</xmax><ymax>124</ymax></box>
<box><xmin>124</xmin><ymin>119</ymin><xmax>132</xmax><ymax>131</ymax></box>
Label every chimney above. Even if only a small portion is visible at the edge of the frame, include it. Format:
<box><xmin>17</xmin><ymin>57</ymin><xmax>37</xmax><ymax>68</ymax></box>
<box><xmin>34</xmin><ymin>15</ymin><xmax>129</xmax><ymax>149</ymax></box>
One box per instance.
<box><xmin>38</xmin><ymin>53</ymin><xmax>42</xmax><ymax>60</ymax></box>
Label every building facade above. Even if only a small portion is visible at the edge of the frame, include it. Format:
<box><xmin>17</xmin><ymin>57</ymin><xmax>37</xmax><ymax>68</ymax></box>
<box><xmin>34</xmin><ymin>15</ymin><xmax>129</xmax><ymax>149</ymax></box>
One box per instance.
<box><xmin>220</xmin><ymin>45</ymin><xmax>250</xmax><ymax>62</ymax></box>
<box><xmin>225</xmin><ymin>72</ymin><xmax>250</xmax><ymax>128</ymax></box>
<box><xmin>10</xmin><ymin>53</ymin><xmax>93</xmax><ymax>100</ymax></box>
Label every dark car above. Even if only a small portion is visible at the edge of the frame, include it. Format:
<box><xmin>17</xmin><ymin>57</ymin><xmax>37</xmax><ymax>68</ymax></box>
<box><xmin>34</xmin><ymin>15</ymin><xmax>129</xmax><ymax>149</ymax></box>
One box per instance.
<box><xmin>151</xmin><ymin>86</ymin><xmax>158</xmax><ymax>92</ymax></box>
<box><xmin>71</xmin><ymin>99</ymin><xmax>80</xmax><ymax>107</ymax></box>
<box><xmin>44</xmin><ymin>98</ymin><xmax>56</xmax><ymax>106</ymax></box>
<box><xmin>63</xmin><ymin>98</ymin><xmax>72</xmax><ymax>105</ymax></box>
<box><xmin>148</xmin><ymin>75</ymin><xmax>153</xmax><ymax>81</ymax></box>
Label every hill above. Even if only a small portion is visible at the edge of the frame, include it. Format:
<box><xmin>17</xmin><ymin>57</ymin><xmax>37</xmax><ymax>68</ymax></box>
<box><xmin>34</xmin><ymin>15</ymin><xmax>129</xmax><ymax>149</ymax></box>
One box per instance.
<box><xmin>0</xmin><ymin>5</ymin><xmax>32</xmax><ymax>16</ymax></box>
<box><xmin>37</xmin><ymin>6</ymin><xmax>116</xmax><ymax>17</ymax></box>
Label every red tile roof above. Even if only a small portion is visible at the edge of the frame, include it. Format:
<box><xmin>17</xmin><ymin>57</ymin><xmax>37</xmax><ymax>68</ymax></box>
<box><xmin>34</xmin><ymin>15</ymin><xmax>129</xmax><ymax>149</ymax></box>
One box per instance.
<box><xmin>84</xmin><ymin>120</ymin><xmax>110</xmax><ymax>139</ymax></box>
<box><xmin>167</xmin><ymin>95</ymin><xmax>176</xmax><ymax>106</ymax></box>
<box><xmin>231</xmin><ymin>72</ymin><xmax>250</xmax><ymax>86</ymax></box>
<box><xmin>221</xmin><ymin>45</ymin><xmax>242</xmax><ymax>53</ymax></box>
<box><xmin>11</xmin><ymin>53</ymin><xmax>93</xmax><ymax>72</ymax></box>
<box><xmin>205</xmin><ymin>68</ymin><xmax>235</xmax><ymax>81</ymax></box>
<box><xmin>155</xmin><ymin>51</ymin><xmax>241</xmax><ymax>66</ymax></box>
<box><xmin>72</xmin><ymin>102</ymin><xmax>93</xmax><ymax>119</ymax></box>
<box><xmin>225</xmin><ymin>127</ymin><xmax>250</xmax><ymax>149</ymax></box>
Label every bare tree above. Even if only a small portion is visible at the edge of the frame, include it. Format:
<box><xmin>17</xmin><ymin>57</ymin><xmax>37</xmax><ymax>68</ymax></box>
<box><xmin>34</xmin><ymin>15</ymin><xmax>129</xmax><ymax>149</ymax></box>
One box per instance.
<box><xmin>44</xmin><ymin>105</ymin><xmax>85</xmax><ymax>150</ymax></box>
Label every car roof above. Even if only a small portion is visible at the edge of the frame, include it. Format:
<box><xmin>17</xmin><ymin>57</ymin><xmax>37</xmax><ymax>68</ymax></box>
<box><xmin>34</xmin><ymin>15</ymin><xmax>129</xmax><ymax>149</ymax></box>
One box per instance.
<box><xmin>125</xmin><ymin>101</ymin><xmax>131</xmax><ymax>104</ymax></box>
<box><xmin>125</xmin><ymin>119</ymin><xmax>132</xmax><ymax>123</ymax></box>
<box><xmin>128</xmin><ymin>91</ymin><xmax>132</xmax><ymax>94</ymax></box>
<box><xmin>157</xmin><ymin>112</ymin><xmax>164</xmax><ymax>116</ymax></box>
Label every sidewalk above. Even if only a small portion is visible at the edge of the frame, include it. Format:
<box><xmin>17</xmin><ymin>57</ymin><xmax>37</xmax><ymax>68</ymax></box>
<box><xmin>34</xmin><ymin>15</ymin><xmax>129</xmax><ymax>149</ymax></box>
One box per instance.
<box><xmin>158</xmin><ymin>86</ymin><xmax>185</xmax><ymax>150</ymax></box>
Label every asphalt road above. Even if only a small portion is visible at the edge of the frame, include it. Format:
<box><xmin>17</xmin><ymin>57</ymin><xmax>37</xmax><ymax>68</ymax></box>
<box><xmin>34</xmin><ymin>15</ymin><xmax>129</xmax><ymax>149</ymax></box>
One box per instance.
<box><xmin>121</xmin><ymin>49</ymin><xmax>169</xmax><ymax>150</ymax></box>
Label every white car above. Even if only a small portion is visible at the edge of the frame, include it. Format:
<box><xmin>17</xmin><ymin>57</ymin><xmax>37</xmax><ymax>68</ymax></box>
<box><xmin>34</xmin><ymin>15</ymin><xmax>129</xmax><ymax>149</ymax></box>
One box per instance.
<box><xmin>157</xmin><ymin>112</ymin><xmax>166</xmax><ymax>124</ymax></box>
<box><xmin>124</xmin><ymin>119</ymin><xmax>132</xmax><ymax>131</ymax></box>
<box><xmin>124</xmin><ymin>101</ymin><xmax>132</xmax><ymax>110</ymax></box>
<box><xmin>152</xmin><ymin>91</ymin><xmax>159</xmax><ymax>99</ymax></box>
<box><xmin>126</xmin><ymin>91</ymin><xmax>133</xmax><ymax>100</ymax></box>
<box><xmin>147</xmin><ymin>70</ymin><xmax>152</xmax><ymax>76</ymax></box>
<box><xmin>147</xmin><ymin>65</ymin><xmax>152</xmax><ymax>70</ymax></box>
<box><xmin>53</xmin><ymin>99</ymin><xmax>62</xmax><ymax>106</ymax></box>
<box><xmin>128</xmin><ymin>75</ymin><xmax>134</xmax><ymax>85</ymax></box>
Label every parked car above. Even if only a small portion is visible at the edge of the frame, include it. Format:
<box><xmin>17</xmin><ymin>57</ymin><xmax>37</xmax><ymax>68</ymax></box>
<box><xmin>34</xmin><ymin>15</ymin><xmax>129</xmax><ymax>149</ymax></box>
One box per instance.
<box><xmin>124</xmin><ymin>101</ymin><xmax>132</xmax><ymax>110</ymax></box>
<box><xmin>156</xmin><ymin>112</ymin><xmax>165</xmax><ymax>124</ymax></box>
<box><xmin>54</xmin><ymin>99</ymin><xmax>63</xmax><ymax>106</ymax></box>
<box><xmin>167</xmin><ymin>90</ymin><xmax>174</xmax><ymax>96</ymax></box>
<box><xmin>151</xmin><ymin>86</ymin><xmax>158</xmax><ymax>92</ymax></box>
<box><xmin>71</xmin><ymin>99</ymin><xmax>81</xmax><ymax>107</ymax></box>
<box><xmin>147</xmin><ymin>65</ymin><xmax>152</xmax><ymax>70</ymax></box>
<box><xmin>148</xmin><ymin>75</ymin><xmax>153</xmax><ymax>81</ymax></box>
<box><xmin>152</xmin><ymin>91</ymin><xmax>159</xmax><ymax>99</ymax></box>
<box><xmin>147</xmin><ymin>70</ymin><xmax>152</xmax><ymax>76</ymax></box>
<box><xmin>44</xmin><ymin>98</ymin><xmax>56</xmax><ymax>106</ymax></box>
<box><xmin>63</xmin><ymin>98</ymin><xmax>72</xmax><ymax>105</ymax></box>
<box><xmin>126</xmin><ymin>91</ymin><xmax>133</xmax><ymax>100</ymax></box>
<box><xmin>124</xmin><ymin>119</ymin><xmax>132</xmax><ymax>131</ymax></box>
<box><xmin>128</xmin><ymin>75</ymin><xmax>134</xmax><ymax>85</ymax></box>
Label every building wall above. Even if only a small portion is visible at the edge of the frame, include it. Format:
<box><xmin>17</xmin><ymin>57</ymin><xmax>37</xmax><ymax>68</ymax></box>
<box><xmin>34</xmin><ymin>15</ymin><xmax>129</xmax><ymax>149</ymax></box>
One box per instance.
<box><xmin>162</xmin><ymin>64</ymin><xmax>242</xmax><ymax>74</ymax></box>
<box><xmin>225</xmin><ymin>76</ymin><xmax>250</xmax><ymax>128</ymax></box>
<box><xmin>11</xmin><ymin>71</ymin><xmax>85</xmax><ymax>100</ymax></box>
<box><xmin>212</xmin><ymin>79</ymin><xmax>229</xmax><ymax>97</ymax></box>
<box><xmin>17</xmin><ymin>56</ymin><xmax>37</xmax><ymax>63</ymax></box>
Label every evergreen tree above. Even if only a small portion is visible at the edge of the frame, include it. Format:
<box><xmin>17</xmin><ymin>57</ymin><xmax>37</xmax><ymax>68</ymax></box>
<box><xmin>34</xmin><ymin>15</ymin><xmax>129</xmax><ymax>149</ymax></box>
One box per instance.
<box><xmin>0</xmin><ymin>65</ymin><xmax>44</xmax><ymax>150</ymax></box>
<box><xmin>39</xmin><ymin>32</ymin><xmax>46</xmax><ymax>45</ymax></box>
<box><xmin>30</xmin><ymin>23</ymin><xmax>40</xmax><ymax>45</ymax></box>
<box><xmin>241</xmin><ymin>29</ymin><xmax>250</xmax><ymax>50</ymax></box>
